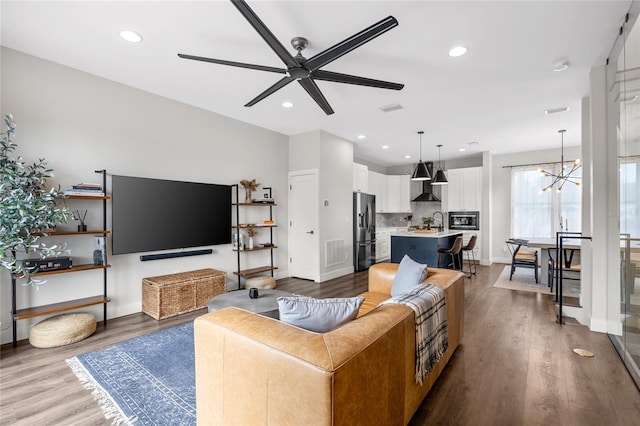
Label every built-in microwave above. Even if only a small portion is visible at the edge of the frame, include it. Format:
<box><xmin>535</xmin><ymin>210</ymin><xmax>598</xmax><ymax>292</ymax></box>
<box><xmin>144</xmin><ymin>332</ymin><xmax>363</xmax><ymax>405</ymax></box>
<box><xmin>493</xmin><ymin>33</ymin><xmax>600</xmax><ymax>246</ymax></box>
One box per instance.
<box><xmin>448</xmin><ymin>211</ymin><xmax>479</xmax><ymax>230</ymax></box>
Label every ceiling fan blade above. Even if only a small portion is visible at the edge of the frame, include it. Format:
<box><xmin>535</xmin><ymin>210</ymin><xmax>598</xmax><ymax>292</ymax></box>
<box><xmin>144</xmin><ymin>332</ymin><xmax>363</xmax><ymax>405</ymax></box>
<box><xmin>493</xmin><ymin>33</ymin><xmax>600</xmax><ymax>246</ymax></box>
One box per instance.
<box><xmin>177</xmin><ymin>53</ymin><xmax>286</xmax><ymax>74</ymax></box>
<box><xmin>298</xmin><ymin>78</ymin><xmax>334</xmax><ymax>115</ymax></box>
<box><xmin>312</xmin><ymin>70</ymin><xmax>404</xmax><ymax>90</ymax></box>
<box><xmin>303</xmin><ymin>16</ymin><xmax>398</xmax><ymax>72</ymax></box>
<box><xmin>231</xmin><ymin>0</ymin><xmax>299</xmax><ymax>69</ymax></box>
<box><xmin>245</xmin><ymin>76</ymin><xmax>296</xmax><ymax>107</ymax></box>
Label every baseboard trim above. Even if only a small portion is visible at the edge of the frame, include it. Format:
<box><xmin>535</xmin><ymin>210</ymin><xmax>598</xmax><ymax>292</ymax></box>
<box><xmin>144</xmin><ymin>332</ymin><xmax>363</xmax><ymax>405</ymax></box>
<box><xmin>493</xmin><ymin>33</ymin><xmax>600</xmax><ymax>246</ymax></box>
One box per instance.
<box><xmin>319</xmin><ymin>266</ymin><xmax>354</xmax><ymax>283</ymax></box>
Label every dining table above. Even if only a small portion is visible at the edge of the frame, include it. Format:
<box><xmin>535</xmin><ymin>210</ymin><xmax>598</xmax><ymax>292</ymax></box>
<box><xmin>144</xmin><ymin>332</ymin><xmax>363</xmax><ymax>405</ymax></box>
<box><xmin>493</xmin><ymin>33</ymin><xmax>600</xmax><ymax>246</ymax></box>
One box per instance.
<box><xmin>523</xmin><ymin>238</ymin><xmax>582</xmax><ymax>287</ymax></box>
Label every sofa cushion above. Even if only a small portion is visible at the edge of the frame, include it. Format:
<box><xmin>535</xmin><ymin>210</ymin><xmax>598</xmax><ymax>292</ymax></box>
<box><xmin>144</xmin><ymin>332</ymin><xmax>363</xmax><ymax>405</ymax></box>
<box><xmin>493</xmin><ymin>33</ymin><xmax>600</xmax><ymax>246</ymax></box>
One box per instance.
<box><xmin>277</xmin><ymin>296</ymin><xmax>365</xmax><ymax>333</ymax></box>
<box><xmin>391</xmin><ymin>255</ymin><xmax>427</xmax><ymax>296</ymax></box>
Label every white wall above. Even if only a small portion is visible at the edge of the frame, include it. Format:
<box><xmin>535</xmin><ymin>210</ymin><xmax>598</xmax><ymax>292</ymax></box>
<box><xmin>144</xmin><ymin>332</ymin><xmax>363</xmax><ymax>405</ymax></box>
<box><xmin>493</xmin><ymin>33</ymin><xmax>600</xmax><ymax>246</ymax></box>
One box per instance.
<box><xmin>289</xmin><ymin>130</ymin><xmax>354</xmax><ymax>282</ymax></box>
<box><xmin>0</xmin><ymin>48</ymin><xmax>290</xmax><ymax>344</ymax></box>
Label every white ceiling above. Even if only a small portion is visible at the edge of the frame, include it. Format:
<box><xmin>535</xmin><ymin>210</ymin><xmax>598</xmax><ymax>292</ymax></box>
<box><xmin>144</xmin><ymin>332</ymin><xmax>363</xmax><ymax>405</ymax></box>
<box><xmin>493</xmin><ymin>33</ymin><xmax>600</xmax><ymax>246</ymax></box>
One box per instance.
<box><xmin>0</xmin><ymin>1</ymin><xmax>632</xmax><ymax>166</ymax></box>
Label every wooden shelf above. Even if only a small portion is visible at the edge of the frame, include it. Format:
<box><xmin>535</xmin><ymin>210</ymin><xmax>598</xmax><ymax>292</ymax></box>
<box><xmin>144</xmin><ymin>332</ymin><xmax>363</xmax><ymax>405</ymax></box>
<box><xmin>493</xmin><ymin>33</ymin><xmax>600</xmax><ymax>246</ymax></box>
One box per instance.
<box><xmin>64</xmin><ymin>194</ymin><xmax>110</xmax><ymax>200</ymax></box>
<box><xmin>233</xmin><ymin>245</ymin><xmax>278</xmax><ymax>252</ymax></box>
<box><xmin>233</xmin><ymin>266</ymin><xmax>279</xmax><ymax>277</ymax></box>
<box><xmin>14</xmin><ymin>296</ymin><xmax>111</xmax><ymax>320</ymax></box>
<box><xmin>232</xmin><ymin>203</ymin><xmax>277</xmax><ymax>207</ymax></box>
<box><xmin>15</xmin><ymin>264</ymin><xmax>110</xmax><ymax>278</ymax></box>
<box><xmin>233</xmin><ymin>224</ymin><xmax>277</xmax><ymax>229</ymax></box>
<box><xmin>42</xmin><ymin>230</ymin><xmax>110</xmax><ymax>236</ymax></box>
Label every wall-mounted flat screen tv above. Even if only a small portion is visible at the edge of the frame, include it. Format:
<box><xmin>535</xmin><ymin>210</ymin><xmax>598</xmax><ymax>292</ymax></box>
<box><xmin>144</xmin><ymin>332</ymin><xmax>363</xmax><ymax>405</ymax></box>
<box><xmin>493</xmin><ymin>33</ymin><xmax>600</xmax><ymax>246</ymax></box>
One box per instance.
<box><xmin>112</xmin><ymin>175</ymin><xmax>232</xmax><ymax>255</ymax></box>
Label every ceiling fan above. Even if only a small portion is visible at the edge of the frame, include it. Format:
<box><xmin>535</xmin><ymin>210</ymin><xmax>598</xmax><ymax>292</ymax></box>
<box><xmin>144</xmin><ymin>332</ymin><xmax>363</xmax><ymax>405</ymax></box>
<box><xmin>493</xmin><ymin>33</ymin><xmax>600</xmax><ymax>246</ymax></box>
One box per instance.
<box><xmin>178</xmin><ymin>0</ymin><xmax>404</xmax><ymax>115</ymax></box>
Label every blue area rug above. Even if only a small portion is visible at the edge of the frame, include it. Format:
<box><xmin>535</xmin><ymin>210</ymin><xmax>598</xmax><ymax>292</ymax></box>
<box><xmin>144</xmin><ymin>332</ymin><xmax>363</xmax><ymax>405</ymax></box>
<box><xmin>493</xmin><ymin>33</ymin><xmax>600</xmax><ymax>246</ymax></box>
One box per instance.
<box><xmin>66</xmin><ymin>322</ymin><xmax>196</xmax><ymax>425</ymax></box>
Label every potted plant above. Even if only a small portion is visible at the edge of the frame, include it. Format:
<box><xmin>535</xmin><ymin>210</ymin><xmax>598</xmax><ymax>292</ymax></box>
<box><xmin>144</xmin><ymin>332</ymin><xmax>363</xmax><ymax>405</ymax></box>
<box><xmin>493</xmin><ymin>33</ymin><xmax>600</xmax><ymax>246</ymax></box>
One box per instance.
<box><xmin>422</xmin><ymin>216</ymin><xmax>434</xmax><ymax>230</ymax></box>
<box><xmin>0</xmin><ymin>114</ymin><xmax>71</xmax><ymax>286</ymax></box>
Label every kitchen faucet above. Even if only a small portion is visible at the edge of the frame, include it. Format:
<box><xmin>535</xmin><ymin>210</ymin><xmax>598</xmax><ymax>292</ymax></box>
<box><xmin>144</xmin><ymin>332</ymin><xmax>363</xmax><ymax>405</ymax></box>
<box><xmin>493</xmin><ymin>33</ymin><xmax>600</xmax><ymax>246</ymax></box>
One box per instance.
<box><xmin>432</xmin><ymin>211</ymin><xmax>445</xmax><ymax>231</ymax></box>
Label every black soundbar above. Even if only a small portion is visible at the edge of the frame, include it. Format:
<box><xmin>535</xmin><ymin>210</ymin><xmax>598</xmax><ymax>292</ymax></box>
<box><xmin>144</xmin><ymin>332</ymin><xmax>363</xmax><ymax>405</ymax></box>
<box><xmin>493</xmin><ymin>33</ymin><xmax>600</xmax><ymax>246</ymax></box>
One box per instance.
<box><xmin>140</xmin><ymin>249</ymin><xmax>213</xmax><ymax>262</ymax></box>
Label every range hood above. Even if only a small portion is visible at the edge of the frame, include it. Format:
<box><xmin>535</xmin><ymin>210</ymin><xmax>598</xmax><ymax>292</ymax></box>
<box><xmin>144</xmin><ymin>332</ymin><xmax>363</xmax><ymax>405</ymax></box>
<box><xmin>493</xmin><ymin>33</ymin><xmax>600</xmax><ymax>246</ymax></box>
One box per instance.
<box><xmin>412</xmin><ymin>162</ymin><xmax>441</xmax><ymax>202</ymax></box>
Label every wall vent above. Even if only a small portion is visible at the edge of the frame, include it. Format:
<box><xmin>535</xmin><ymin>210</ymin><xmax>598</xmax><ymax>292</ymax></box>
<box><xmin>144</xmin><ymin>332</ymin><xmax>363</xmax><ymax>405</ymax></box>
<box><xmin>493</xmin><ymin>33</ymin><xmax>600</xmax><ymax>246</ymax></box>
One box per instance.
<box><xmin>379</xmin><ymin>103</ymin><xmax>403</xmax><ymax>113</ymax></box>
<box><xmin>325</xmin><ymin>239</ymin><xmax>345</xmax><ymax>267</ymax></box>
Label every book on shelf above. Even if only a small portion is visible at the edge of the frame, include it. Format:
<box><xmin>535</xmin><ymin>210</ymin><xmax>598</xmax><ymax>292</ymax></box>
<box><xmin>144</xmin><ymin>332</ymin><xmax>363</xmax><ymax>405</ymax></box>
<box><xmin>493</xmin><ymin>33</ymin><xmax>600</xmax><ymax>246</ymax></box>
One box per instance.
<box><xmin>73</xmin><ymin>183</ymin><xmax>103</xmax><ymax>190</ymax></box>
<box><xmin>64</xmin><ymin>184</ymin><xmax>105</xmax><ymax>196</ymax></box>
<box><xmin>64</xmin><ymin>190</ymin><xmax>105</xmax><ymax>197</ymax></box>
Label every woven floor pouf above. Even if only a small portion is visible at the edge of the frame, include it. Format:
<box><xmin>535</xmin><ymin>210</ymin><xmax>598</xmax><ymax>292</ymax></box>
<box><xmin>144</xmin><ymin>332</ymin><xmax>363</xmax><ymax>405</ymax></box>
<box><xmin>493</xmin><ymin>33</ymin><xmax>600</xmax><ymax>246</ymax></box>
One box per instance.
<box><xmin>29</xmin><ymin>313</ymin><xmax>96</xmax><ymax>348</ymax></box>
<box><xmin>245</xmin><ymin>275</ymin><xmax>277</xmax><ymax>289</ymax></box>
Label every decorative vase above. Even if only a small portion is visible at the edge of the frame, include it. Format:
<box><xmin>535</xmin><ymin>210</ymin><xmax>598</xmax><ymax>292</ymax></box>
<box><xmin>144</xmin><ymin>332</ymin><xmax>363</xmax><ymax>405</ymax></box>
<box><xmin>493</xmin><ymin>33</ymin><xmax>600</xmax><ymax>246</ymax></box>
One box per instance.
<box><xmin>248</xmin><ymin>236</ymin><xmax>254</xmax><ymax>250</ymax></box>
<box><xmin>245</xmin><ymin>189</ymin><xmax>252</xmax><ymax>203</ymax></box>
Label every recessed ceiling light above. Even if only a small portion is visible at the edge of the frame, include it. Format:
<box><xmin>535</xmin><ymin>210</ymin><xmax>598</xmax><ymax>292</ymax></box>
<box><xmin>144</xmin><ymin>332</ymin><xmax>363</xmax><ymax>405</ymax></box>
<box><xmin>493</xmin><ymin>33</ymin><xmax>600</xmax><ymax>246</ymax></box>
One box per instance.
<box><xmin>282</xmin><ymin>101</ymin><xmax>293</xmax><ymax>108</ymax></box>
<box><xmin>459</xmin><ymin>148</ymin><xmax>466</xmax><ymax>152</ymax></box>
<box><xmin>545</xmin><ymin>106</ymin><xmax>570</xmax><ymax>115</ymax></box>
<box><xmin>357</xmin><ymin>134</ymin><xmax>366</xmax><ymax>139</ymax></box>
<box><xmin>449</xmin><ymin>46</ymin><xmax>467</xmax><ymax>57</ymax></box>
<box><xmin>553</xmin><ymin>61</ymin><xmax>570</xmax><ymax>72</ymax></box>
<box><xmin>382</xmin><ymin>145</ymin><xmax>389</xmax><ymax>149</ymax></box>
<box><xmin>120</xmin><ymin>30</ymin><xmax>143</xmax><ymax>43</ymax></box>
<box><xmin>404</xmin><ymin>155</ymin><xmax>411</xmax><ymax>159</ymax></box>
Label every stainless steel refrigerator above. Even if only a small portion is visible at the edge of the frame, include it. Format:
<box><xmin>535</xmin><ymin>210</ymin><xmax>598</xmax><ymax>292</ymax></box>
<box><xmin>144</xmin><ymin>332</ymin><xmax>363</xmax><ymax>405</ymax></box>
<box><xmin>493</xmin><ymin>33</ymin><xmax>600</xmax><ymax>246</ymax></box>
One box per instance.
<box><xmin>353</xmin><ymin>192</ymin><xmax>376</xmax><ymax>271</ymax></box>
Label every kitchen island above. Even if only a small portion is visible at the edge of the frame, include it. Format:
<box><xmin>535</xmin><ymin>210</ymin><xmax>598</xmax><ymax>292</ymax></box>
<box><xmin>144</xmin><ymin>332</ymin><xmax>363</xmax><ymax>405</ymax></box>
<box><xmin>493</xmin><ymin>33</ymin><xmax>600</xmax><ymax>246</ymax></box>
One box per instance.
<box><xmin>391</xmin><ymin>230</ymin><xmax>464</xmax><ymax>269</ymax></box>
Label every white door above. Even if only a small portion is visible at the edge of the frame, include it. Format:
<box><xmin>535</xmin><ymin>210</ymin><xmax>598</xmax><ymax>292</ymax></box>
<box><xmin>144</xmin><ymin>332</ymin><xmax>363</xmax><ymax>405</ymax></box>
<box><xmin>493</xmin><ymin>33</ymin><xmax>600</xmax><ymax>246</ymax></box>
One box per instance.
<box><xmin>289</xmin><ymin>171</ymin><xmax>319</xmax><ymax>281</ymax></box>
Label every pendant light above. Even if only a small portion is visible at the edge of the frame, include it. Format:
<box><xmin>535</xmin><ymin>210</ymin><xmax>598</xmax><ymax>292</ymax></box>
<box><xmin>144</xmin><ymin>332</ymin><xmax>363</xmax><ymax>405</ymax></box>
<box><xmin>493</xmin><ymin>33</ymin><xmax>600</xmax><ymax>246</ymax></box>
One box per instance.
<box><xmin>431</xmin><ymin>144</ymin><xmax>448</xmax><ymax>185</ymax></box>
<box><xmin>411</xmin><ymin>131</ymin><xmax>431</xmax><ymax>181</ymax></box>
<box><xmin>539</xmin><ymin>129</ymin><xmax>581</xmax><ymax>192</ymax></box>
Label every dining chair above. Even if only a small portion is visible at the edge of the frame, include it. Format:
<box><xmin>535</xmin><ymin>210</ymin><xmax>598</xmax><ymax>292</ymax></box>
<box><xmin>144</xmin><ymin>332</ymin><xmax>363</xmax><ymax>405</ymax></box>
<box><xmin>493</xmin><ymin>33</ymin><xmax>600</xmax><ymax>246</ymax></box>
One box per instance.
<box><xmin>506</xmin><ymin>238</ymin><xmax>539</xmax><ymax>283</ymax></box>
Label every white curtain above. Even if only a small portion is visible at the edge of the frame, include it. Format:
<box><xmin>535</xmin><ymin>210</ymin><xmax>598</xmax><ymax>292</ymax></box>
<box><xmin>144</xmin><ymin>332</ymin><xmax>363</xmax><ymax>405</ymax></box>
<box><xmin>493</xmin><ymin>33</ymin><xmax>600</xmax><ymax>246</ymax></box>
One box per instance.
<box><xmin>511</xmin><ymin>164</ymin><xmax>581</xmax><ymax>238</ymax></box>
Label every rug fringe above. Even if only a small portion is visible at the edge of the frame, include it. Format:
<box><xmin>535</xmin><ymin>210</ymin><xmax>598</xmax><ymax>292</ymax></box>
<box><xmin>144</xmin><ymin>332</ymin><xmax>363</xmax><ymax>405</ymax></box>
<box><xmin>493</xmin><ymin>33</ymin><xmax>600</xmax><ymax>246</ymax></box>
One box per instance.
<box><xmin>66</xmin><ymin>357</ymin><xmax>138</xmax><ymax>425</ymax></box>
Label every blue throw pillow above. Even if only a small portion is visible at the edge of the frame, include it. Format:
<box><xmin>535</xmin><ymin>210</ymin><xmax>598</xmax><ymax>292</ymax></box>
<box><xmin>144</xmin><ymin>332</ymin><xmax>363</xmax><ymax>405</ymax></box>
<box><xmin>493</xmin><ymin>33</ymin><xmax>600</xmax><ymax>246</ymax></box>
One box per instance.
<box><xmin>392</xmin><ymin>255</ymin><xmax>427</xmax><ymax>296</ymax></box>
<box><xmin>277</xmin><ymin>296</ymin><xmax>364</xmax><ymax>333</ymax></box>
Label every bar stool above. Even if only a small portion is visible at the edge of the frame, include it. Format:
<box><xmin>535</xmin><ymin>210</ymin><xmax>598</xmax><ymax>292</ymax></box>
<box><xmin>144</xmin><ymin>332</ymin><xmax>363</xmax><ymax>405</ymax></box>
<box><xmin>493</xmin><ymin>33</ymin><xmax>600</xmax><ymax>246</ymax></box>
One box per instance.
<box><xmin>461</xmin><ymin>235</ymin><xmax>478</xmax><ymax>277</ymax></box>
<box><xmin>438</xmin><ymin>236</ymin><xmax>464</xmax><ymax>270</ymax></box>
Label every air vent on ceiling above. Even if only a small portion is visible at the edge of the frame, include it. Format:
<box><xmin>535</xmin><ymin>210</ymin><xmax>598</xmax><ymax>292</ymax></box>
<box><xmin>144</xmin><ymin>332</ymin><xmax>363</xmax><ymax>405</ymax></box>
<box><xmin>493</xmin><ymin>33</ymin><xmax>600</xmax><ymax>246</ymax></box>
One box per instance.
<box><xmin>380</xmin><ymin>104</ymin><xmax>404</xmax><ymax>113</ymax></box>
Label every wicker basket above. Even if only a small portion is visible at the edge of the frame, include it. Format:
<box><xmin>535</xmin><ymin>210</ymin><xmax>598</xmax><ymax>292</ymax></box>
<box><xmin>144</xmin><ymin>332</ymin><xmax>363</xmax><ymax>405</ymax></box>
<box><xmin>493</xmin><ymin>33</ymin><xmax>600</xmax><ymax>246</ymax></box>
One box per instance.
<box><xmin>142</xmin><ymin>268</ymin><xmax>226</xmax><ymax>320</ymax></box>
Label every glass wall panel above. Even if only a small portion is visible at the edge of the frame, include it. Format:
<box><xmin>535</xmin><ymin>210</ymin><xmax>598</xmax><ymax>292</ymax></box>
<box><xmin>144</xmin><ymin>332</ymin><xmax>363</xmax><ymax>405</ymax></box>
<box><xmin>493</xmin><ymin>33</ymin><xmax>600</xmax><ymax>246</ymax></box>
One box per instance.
<box><xmin>607</xmin><ymin>2</ymin><xmax>640</xmax><ymax>389</ymax></box>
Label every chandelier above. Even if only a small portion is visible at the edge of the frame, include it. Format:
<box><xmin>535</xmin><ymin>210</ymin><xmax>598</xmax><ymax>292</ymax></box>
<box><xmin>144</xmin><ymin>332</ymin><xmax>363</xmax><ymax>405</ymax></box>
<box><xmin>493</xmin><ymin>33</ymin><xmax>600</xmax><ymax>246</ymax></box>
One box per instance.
<box><xmin>539</xmin><ymin>129</ymin><xmax>581</xmax><ymax>192</ymax></box>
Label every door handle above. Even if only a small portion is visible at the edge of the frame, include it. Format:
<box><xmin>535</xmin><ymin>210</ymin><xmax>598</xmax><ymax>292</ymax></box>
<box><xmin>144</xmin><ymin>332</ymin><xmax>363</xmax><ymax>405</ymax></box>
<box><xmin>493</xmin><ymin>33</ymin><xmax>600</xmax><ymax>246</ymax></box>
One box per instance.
<box><xmin>306</xmin><ymin>230</ymin><xmax>314</xmax><ymax>235</ymax></box>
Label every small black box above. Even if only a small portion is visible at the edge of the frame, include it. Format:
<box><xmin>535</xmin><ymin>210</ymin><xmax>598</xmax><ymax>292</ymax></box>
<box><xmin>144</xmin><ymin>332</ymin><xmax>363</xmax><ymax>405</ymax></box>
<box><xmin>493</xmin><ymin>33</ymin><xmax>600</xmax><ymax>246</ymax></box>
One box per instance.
<box><xmin>24</xmin><ymin>256</ymin><xmax>73</xmax><ymax>272</ymax></box>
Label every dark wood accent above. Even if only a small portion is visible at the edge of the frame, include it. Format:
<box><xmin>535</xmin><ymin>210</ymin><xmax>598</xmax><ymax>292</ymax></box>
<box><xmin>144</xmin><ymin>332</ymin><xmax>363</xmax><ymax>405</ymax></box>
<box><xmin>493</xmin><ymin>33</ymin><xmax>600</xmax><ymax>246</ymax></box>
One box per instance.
<box><xmin>65</xmin><ymin>195</ymin><xmax>110</xmax><ymax>200</ymax></box>
<box><xmin>17</xmin><ymin>264</ymin><xmax>110</xmax><ymax>278</ymax></box>
<box><xmin>233</xmin><ymin>245</ymin><xmax>278</xmax><ymax>252</ymax></box>
<box><xmin>14</xmin><ymin>296</ymin><xmax>111</xmax><ymax>320</ymax></box>
<box><xmin>232</xmin><ymin>266</ymin><xmax>279</xmax><ymax>277</ymax></box>
<box><xmin>232</xmin><ymin>224</ymin><xmax>277</xmax><ymax>229</ymax></box>
<box><xmin>232</xmin><ymin>202</ymin><xmax>277</xmax><ymax>206</ymax></box>
<box><xmin>44</xmin><ymin>230</ymin><xmax>110</xmax><ymax>236</ymax></box>
<box><xmin>2</xmin><ymin>263</ymin><xmax>639</xmax><ymax>425</ymax></box>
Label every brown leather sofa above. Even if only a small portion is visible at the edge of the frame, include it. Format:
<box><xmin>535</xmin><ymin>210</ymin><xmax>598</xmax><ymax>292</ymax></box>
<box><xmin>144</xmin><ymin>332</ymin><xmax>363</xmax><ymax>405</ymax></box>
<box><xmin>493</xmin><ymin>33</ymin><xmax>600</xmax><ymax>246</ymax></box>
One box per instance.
<box><xmin>194</xmin><ymin>263</ymin><xmax>465</xmax><ymax>425</ymax></box>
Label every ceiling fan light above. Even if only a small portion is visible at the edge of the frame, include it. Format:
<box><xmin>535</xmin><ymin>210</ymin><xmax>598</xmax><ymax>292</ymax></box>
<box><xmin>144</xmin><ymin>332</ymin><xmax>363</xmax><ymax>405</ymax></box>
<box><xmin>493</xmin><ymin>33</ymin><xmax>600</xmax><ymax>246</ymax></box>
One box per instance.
<box><xmin>431</xmin><ymin>168</ymin><xmax>448</xmax><ymax>185</ymax></box>
<box><xmin>411</xmin><ymin>162</ymin><xmax>431</xmax><ymax>181</ymax></box>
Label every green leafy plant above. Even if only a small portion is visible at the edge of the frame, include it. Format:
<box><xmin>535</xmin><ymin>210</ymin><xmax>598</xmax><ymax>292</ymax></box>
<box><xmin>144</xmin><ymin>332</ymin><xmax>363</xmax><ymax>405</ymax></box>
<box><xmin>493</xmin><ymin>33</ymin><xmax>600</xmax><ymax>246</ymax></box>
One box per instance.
<box><xmin>0</xmin><ymin>114</ymin><xmax>71</xmax><ymax>286</ymax></box>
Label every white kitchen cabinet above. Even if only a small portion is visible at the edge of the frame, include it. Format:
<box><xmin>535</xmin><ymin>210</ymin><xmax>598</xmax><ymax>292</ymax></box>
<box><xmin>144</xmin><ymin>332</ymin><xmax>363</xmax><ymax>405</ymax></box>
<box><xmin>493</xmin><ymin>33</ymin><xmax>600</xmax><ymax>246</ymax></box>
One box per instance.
<box><xmin>385</xmin><ymin>175</ymin><xmax>412</xmax><ymax>213</ymax></box>
<box><xmin>375</xmin><ymin>229</ymin><xmax>392</xmax><ymax>262</ymax></box>
<box><xmin>368</xmin><ymin>171</ymin><xmax>388</xmax><ymax>212</ymax></box>
<box><xmin>462</xmin><ymin>231</ymin><xmax>481</xmax><ymax>264</ymax></box>
<box><xmin>386</xmin><ymin>175</ymin><xmax>400</xmax><ymax>212</ymax></box>
<box><xmin>398</xmin><ymin>175</ymin><xmax>412</xmax><ymax>213</ymax></box>
<box><xmin>353</xmin><ymin>163</ymin><xmax>369</xmax><ymax>192</ymax></box>
<box><xmin>444</xmin><ymin>167</ymin><xmax>482</xmax><ymax>211</ymax></box>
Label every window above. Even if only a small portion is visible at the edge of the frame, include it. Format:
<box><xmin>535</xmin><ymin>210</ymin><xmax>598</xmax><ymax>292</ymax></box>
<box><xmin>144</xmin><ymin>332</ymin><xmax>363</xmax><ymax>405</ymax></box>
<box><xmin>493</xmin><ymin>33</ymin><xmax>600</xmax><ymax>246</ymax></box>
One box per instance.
<box><xmin>511</xmin><ymin>165</ymin><xmax>581</xmax><ymax>238</ymax></box>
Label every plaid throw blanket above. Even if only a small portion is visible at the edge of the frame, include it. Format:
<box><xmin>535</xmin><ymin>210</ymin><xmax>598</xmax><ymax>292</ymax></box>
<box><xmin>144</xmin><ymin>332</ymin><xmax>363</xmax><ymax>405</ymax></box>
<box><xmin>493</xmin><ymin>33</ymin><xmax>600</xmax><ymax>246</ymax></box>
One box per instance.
<box><xmin>381</xmin><ymin>284</ymin><xmax>448</xmax><ymax>385</ymax></box>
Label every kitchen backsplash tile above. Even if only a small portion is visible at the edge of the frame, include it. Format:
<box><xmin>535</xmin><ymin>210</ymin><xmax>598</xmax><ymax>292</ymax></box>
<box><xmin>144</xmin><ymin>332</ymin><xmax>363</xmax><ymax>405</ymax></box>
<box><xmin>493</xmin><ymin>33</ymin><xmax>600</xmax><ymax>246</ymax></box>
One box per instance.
<box><xmin>376</xmin><ymin>203</ymin><xmax>444</xmax><ymax>228</ymax></box>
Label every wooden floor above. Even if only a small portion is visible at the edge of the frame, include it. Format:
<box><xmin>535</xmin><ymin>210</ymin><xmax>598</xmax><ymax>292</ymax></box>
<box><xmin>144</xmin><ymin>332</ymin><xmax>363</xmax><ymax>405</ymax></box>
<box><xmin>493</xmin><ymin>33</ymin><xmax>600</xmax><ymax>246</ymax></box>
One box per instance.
<box><xmin>1</xmin><ymin>263</ymin><xmax>639</xmax><ymax>425</ymax></box>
